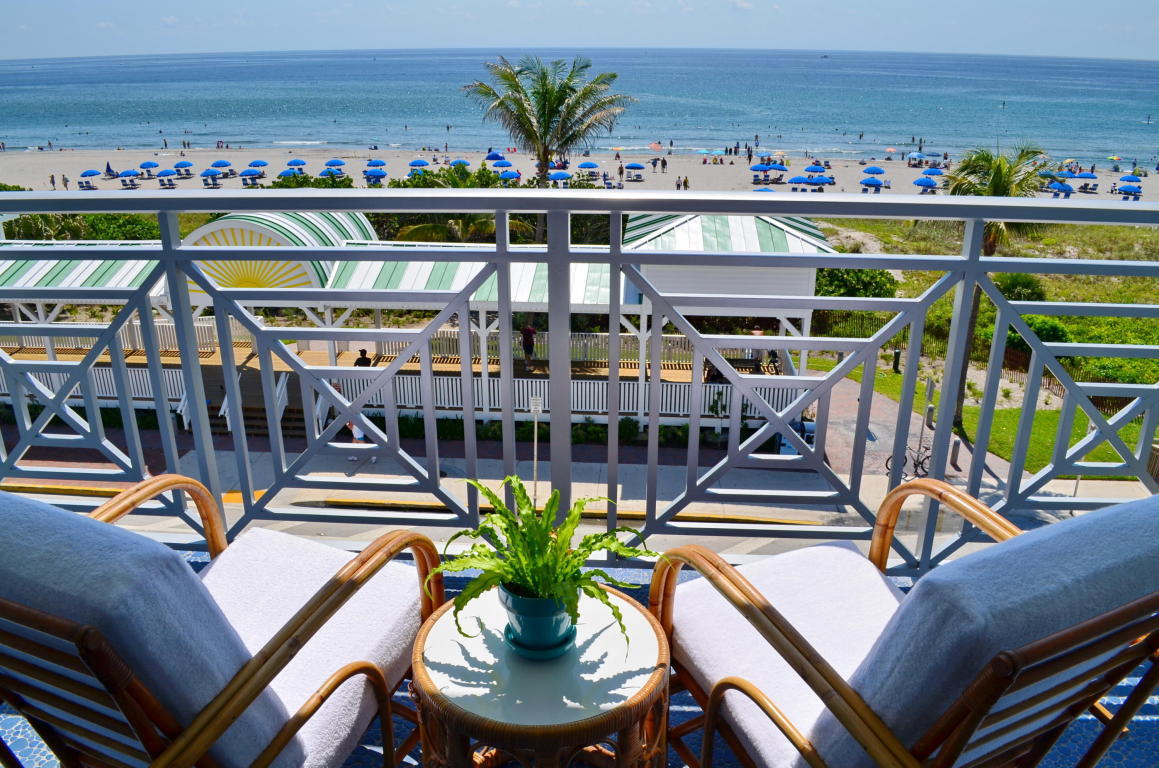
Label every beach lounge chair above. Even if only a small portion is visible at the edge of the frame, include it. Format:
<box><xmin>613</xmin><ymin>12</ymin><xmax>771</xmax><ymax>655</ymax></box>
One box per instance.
<box><xmin>752</xmin><ymin>175</ymin><xmax>761</xmax><ymax>185</ymax></box>
<box><xmin>1133</xmin><ymin>194</ymin><xmax>1142</xmax><ymax>201</ymax></box>
<box><xmin>872</xmin><ymin>186</ymin><xmax>881</xmax><ymax>194</ymax></box>
<box><xmin>0</xmin><ymin>474</ymin><xmax>444</xmax><ymax>768</ymax></box>
<box><xmin>650</xmin><ymin>480</ymin><xmax>1159</xmax><ymax>768</ymax></box>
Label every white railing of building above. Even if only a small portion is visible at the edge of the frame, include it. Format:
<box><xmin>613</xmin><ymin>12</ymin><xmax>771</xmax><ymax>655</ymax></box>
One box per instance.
<box><xmin>0</xmin><ymin>189</ymin><xmax>1154</xmax><ymax>576</ymax></box>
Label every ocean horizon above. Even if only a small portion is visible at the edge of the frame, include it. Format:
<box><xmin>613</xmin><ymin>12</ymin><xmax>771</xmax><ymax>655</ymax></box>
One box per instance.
<box><xmin>1</xmin><ymin>48</ymin><xmax>1156</xmax><ymax>165</ymax></box>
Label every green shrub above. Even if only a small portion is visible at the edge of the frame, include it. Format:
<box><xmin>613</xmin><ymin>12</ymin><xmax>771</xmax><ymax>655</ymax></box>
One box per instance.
<box><xmin>618</xmin><ymin>416</ymin><xmax>640</xmax><ymax>443</ymax></box>
<box><xmin>994</xmin><ymin>273</ymin><xmax>1047</xmax><ymax>302</ymax></box>
<box><xmin>1007</xmin><ymin>315</ymin><xmax>1070</xmax><ymax>354</ymax></box>
<box><xmin>815</xmin><ymin>268</ymin><xmax>898</xmax><ymax>298</ymax></box>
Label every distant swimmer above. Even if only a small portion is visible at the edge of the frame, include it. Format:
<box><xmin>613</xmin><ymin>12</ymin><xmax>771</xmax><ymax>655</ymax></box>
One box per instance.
<box><xmin>1001</xmin><ymin>101</ymin><xmax>1006</xmax><ymax>108</ymax></box>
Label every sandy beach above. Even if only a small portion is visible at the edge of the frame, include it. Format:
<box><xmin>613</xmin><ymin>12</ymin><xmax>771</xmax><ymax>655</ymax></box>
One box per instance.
<box><xmin>0</xmin><ymin>144</ymin><xmax>1134</xmax><ymax>199</ymax></box>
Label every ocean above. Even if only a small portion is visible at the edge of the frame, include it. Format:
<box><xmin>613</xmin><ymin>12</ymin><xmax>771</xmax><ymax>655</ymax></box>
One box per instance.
<box><xmin>0</xmin><ymin>48</ymin><xmax>1156</xmax><ymax>165</ymax></box>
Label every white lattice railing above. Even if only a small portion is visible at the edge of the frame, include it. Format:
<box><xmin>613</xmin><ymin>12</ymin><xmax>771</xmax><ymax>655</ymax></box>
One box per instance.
<box><xmin>0</xmin><ymin>189</ymin><xmax>1154</xmax><ymax>575</ymax></box>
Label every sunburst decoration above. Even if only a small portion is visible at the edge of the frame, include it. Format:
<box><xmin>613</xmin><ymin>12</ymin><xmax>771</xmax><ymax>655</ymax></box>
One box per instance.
<box><xmin>189</xmin><ymin>229</ymin><xmax>318</xmax><ymax>291</ymax></box>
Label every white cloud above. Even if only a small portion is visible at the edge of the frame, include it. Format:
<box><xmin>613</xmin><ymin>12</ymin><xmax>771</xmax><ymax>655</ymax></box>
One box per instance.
<box><xmin>95</xmin><ymin>21</ymin><xmax>115</xmax><ymax>29</ymax></box>
<box><xmin>162</xmin><ymin>16</ymin><xmax>179</xmax><ymax>26</ymax></box>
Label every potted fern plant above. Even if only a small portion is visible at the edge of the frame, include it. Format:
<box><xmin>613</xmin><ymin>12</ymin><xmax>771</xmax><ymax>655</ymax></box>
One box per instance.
<box><xmin>428</xmin><ymin>476</ymin><xmax>657</xmax><ymax>660</ymax></box>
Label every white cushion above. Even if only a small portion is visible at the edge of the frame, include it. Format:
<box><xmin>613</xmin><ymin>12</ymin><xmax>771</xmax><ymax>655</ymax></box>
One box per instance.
<box><xmin>0</xmin><ymin>493</ymin><xmax>297</xmax><ymax>768</ymax></box>
<box><xmin>672</xmin><ymin>542</ymin><xmax>904</xmax><ymax>768</ymax></box>
<box><xmin>812</xmin><ymin>493</ymin><xmax>1159</xmax><ymax>767</ymax></box>
<box><xmin>200</xmin><ymin>527</ymin><xmax>422</xmax><ymax>768</ymax></box>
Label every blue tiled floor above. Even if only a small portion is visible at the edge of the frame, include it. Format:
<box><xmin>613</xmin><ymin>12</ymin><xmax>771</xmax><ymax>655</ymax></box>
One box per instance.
<box><xmin>2</xmin><ymin>565</ymin><xmax>1155</xmax><ymax>767</ymax></box>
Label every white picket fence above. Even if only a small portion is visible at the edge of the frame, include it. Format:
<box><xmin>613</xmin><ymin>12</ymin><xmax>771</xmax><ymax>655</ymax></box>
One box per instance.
<box><xmin>331</xmin><ymin>375</ymin><xmax>798</xmax><ymax>418</ymax></box>
<box><xmin>0</xmin><ymin>317</ymin><xmax>247</xmax><ymax>354</ymax></box>
<box><xmin>0</xmin><ymin>367</ymin><xmax>187</xmax><ymax>405</ymax></box>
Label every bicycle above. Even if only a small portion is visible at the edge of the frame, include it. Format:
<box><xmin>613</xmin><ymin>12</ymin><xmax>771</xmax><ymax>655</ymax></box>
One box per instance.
<box><xmin>885</xmin><ymin>443</ymin><xmax>931</xmax><ymax>480</ymax></box>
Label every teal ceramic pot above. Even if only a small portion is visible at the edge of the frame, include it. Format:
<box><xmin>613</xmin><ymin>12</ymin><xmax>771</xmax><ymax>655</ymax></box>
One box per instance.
<box><xmin>498</xmin><ymin>584</ymin><xmax>576</xmax><ymax>660</ymax></box>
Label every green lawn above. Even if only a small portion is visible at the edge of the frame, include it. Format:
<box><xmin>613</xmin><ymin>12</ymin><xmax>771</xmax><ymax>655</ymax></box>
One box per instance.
<box><xmin>805</xmin><ymin>354</ymin><xmax>1148</xmax><ymax>474</ymax></box>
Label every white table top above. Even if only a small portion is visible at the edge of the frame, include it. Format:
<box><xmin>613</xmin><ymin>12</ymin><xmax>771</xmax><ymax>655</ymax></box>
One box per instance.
<box><xmin>421</xmin><ymin>588</ymin><xmax>662</xmax><ymax>727</ymax></box>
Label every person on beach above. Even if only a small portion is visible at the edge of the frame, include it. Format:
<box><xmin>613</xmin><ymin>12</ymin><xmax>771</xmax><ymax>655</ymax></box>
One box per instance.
<box><xmin>61</xmin><ymin>175</ymin><xmax>69</xmax><ymax>190</ymax></box>
<box><xmin>683</xmin><ymin>176</ymin><xmax>690</xmax><ymax>190</ymax></box>
<box><xmin>661</xmin><ymin>157</ymin><xmax>667</xmax><ymax>173</ymax></box>
<box><xmin>48</xmin><ymin>174</ymin><xmax>55</xmax><ymax>190</ymax></box>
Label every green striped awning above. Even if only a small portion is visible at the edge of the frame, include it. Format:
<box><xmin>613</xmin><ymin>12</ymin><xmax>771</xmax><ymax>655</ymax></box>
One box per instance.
<box><xmin>0</xmin><ymin>241</ymin><xmax>160</xmax><ymax>291</ymax></box>
<box><xmin>622</xmin><ymin>213</ymin><xmax>835</xmax><ymax>254</ymax></box>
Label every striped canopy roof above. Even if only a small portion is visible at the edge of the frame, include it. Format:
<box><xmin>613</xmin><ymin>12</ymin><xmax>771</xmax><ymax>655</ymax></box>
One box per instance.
<box><xmin>0</xmin><ymin>241</ymin><xmax>161</xmax><ymax>301</ymax></box>
<box><xmin>0</xmin><ymin>213</ymin><xmax>828</xmax><ymax>313</ymax></box>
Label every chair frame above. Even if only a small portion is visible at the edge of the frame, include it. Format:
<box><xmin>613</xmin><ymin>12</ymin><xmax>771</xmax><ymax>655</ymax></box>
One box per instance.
<box><xmin>650</xmin><ymin>478</ymin><xmax>1159</xmax><ymax>768</ymax></box>
<box><xmin>0</xmin><ymin>474</ymin><xmax>445</xmax><ymax>768</ymax></box>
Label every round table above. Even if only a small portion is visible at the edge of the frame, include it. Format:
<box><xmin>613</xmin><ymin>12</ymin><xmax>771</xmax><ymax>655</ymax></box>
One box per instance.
<box><xmin>411</xmin><ymin>587</ymin><xmax>669</xmax><ymax>768</ymax></box>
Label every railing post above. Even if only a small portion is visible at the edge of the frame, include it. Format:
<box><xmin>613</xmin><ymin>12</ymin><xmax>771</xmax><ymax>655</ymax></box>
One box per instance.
<box><xmin>920</xmin><ymin>217</ymin><xmax>984</xmax><ymax>569</ymax></box>
<box><xmin>159</xmin><ymin>212</ymin><xmax>223</xmax><ymax>506</ymax></box>
<box><xmin>547</xmin><ymin>209</ymin><xmax>572</xmax><ymax>515</ymax></box>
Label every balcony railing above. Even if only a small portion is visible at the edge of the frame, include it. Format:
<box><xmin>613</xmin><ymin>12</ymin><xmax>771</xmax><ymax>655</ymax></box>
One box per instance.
<box><xmin>0</xmin><ymin>190</ymin><xmax>1155</xmax><ymax>575</ymax></box>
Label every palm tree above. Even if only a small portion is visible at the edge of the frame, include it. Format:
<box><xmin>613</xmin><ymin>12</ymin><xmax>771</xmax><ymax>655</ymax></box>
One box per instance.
<box><xmin>944</xmin><ymin>143</ymin><xmax>1045</xmax><ymax>429</ymax></box>
<box><xmin>463</xmin><ymin>56</ymin><xmax>635</xmax><ymax>186</ymax></box>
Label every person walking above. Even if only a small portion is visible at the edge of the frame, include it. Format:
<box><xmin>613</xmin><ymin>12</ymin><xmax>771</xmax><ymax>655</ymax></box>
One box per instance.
<box><xmin>661</xmin><ymin>157</ymin><xmax>667</xmax><ymax>174</ymax></box>
<box><xmin>521</xmin><ymin>323</ymin><xmax>537</xmax><ymax>368</ymax></box>
<box><xmin>682</xmin><ymin>176</ymin><xmax>690</xmax><ymax>190</ymax></box>
<box><xmin>48</xmin><ymin>174</ymin><xmax>56</xmax><ymax>190</ymax></box>
<box><xmin>61</xmin><ymin>174</ymin><xmax>69</xmax><ymax>190</ymax></box>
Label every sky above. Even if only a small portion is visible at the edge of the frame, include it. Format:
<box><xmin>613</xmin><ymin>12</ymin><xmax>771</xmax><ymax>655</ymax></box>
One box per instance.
<box><xmin>3</xmin><ymin>0</ymin><xmax>1158</xmax><ymax>62</ymax></box>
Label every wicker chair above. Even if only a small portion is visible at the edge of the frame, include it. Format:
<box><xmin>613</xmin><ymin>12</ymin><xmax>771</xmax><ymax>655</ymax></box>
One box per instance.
<box><xmin>650</xmin><ymin>479</ymin><xmax>1159</xmax><ymax>768</ymax></box>
<box><xmin>0</xmin><ymin>474</ymin><xmax>445</xmax><ymax>768</ymax></box>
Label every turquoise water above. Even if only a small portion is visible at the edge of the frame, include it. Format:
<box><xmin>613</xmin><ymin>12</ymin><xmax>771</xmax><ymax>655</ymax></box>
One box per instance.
<box><xmin>0</xmin><ymin>48</ymin><xmax>1156</xmax><ymax>165</ymax></box>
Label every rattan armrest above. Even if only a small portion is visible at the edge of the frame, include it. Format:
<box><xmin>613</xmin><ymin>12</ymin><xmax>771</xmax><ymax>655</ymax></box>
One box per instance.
<box><xmin>868</xmin><ymin>478</ymin><xmax>1022</xmax><ymax>572</ymax></box>
<box><xmin>150</xmin><ymin>529</ymin><xmax>445</xmax><ymax>768</ymax></box>
<box><xmin>649</xmin><ymin>545</ymin><xmax>919</xmax><ymax>768</ymax></box>
<box><xmin>702</xmin><ymin>676</ymin><xmax>827</xmax><ymax>768</ymax></box>
<box><xmin>253</xmin><ymin>660</ymin><xmax>393</xmax><ymax>768</ymax></box>
<box><xmin>90</xmin><ymin>475</ymin><xmax>228</xmax><ymax>558</ymax></box>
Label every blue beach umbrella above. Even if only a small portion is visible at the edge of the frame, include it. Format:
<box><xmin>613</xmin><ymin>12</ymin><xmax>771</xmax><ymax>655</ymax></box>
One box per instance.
<box><xmin>711</xmin><ymin>149</ymin><xmax>726</xmax><ymax>156</ymax></box>
<box><xmin>200</xmin><ymin>168</ymin><xmax>221</xmax><ymax>177</ymax></box>
<box><xmin>277</xmin><ymin>169</ymin><xmax>298</xmax><ymax>177</ymax></box>
<box><xmin>493</xmin><ymin>159</ymin><xmax>513</xmax><ymax>168</ymax></box>
<box><xmin>287</xmin><ymin>158</ymin><xmax>306</xmax><ymax>167</ymax></box>
<box><xmin>409</xmin><ymin>158</ymin><xmax>429</xmax><ymax>167</ymax></box>
<box><xmin>1056</xmin><ymin>170</ymin><xmax>1076</xmax><ymax>179</ymax></box>
<box><xmin>579</xmin><ymin>161</ymin><xmax>599</xmax><ymax>169</ymax></box>
<box><xmin>139</xmin><ymin>161</ymin><xmax>159</xmax><ymax>169</ymax></box>
<box><xmin>922</xmin><ymin>152</ymin><xmax>941</xmax><ymax>158</ymax></box>
<box><xmin>754</xmin><ymin>187</ymin><xmax>774</xmax><ymax>192</ymax></box>
<box><xmin>805</xmin><ymin>164</ymin><xmax>826</xmax><ymax>173</ymax></box>
<box><xmin>485</xmin><ymin>151</ymin><xmax>505</xmax><ymax>161</ymax></box>
<box><xmin>239</xmin><ymin>168</ymin><xmax>261</xmax><ymax>177</ymax></box>
<box><xmin>119</xmin><ymin>169</ymin><xmax>139</xmax><ymax>177</ymax></box>
<box><xmin>625</xmin><ymin>162</ymin><xmax>645</xmax><ymax>170</ymax></box>
<box><xmin>367</xmin><ymin>159</ymin><xmax>386</xmax><ymax>167</ymax></box>
<box><xmin>500</xmin><ymin>170</ymin><xmax>520</xmax><ymax>180</ymax></box>
<box><xmin>863</xmin><ymin>166</ymin><xmax>885</xmax><ymax>175</ymax></box>
<box><xmin>922</xmin><ymin>167</ymin><xmax>944</xmax><ymax>176</ymax></box>
<box><xmin>407</xmin><ymin>169</ymin><xmax>425</xmax><ymax>177</ymax></box>
<box><xmin>1120</xmin><ymin>174</ymin><xmax>1142</xmax><ymax>182</ymax></box>
<box><xmin>80</xmin><ymin>169</ymin><xmax>100</xmax><ymax>177</ymax></box>
<box><xmin>1076</xmin><ymin>172</ymin><xmax>1097</xmax><ymax>179</ymax></box>
<box><xmin>1047</xmin><ymin>181</ymin><xmax>1074</xmax><ymax>192</ymax></box>
<box><xmin>906</xmin><ymin>152</ymin><xmax>923</xmax><ymax>160</ymax></box>
<box><xmin>1037</xmin><ymin>170</ymin><xmax>1055</xmax><ymax>178</ymax></box>
<box><xmin>157</xmin><ymin>169</ymin><xmax>177</xmax><ymax>177</ymax></box>
<box><xmin>913</xmin><ymin>177</ymin><xmax>937</xmax><ymax>188</ymax></box>
<box><xmin>450</xmin><ymin>159</ymin><xmax>470</xmax><ymax>166</ymax></box>
<box><xmin>1119</xmin><ymin>184</ymin><xmax>1142</xmax><ymax>193</ymax></box>
<box><xmin>860</xmin><ymin>177</ymin><xmax>884</xmax><ymax>187</ymax></box>
<box><xmin>549</xmin><ymin>171</ymin><xmax>572</xmax><ymax>180</ymax></box>
<box><xmin>768</xmin><ymin>163</ymin><xmax>788</xmax><ymax>172</ymax></box>
<box><xmin>810</xmin><ymin>175</ymin><xmax>833</xmax><ymax>184</ymax></box>
<box><xmin>365</xmin><ymin>168</ymin><xmax>387</xmax><ymax>178</ymax></box>
<box><xmin>319</xmin><ymin>168</ymin><xmax>342</xmax><ymax>177</ymax></box>
<box><xmin>211</xmin><ymin>160</ymin><xmax>231</xmax><ymax>168</ymax></box>
<box><xmin>248</xmin><ymin>160</ymin><xmax>268</xmax><ymax>168</ymax></box>
<box><xmin>750</xmin><ymin>164</ymin><xmax>771</xmax><ymax>172</ymax></box>
<box><xmin>174</xmin><ymin>160</ymin><xmax>193</xmax><ymax>168</ymax></box>
<box><xmin>325</xmin><ymin>158</ymin><xmax>346</xmax><ymax>167</ymax></box>
<box><xmin>788</xmin><ymin>175</ymin><xmax>811</xmax><ymax>184</ymax></box>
